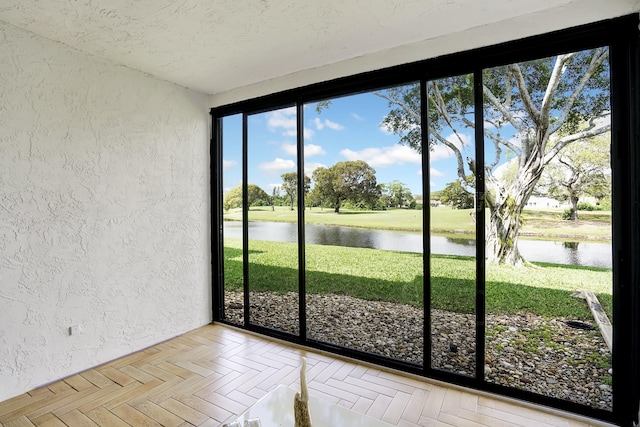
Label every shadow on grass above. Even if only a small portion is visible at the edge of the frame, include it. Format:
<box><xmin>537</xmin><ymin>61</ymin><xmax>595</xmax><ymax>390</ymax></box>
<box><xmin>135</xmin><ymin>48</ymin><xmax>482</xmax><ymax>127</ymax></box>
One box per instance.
<box><xmin>223</xmin><ymin>258</ymin><xmax>598</xmax><ymax>319</ymax></box>
<box><xmin>308</xmin><ymin>210</ymin><xmax>386</xmax><ymax>215</ymax></box>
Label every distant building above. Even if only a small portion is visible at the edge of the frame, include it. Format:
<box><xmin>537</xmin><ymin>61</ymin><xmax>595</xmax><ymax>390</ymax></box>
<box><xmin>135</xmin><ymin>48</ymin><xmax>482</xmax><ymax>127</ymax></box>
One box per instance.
<box><xmin>526</xmin><ymin>196</ymin><xmax>561</xmax><ymax>208</ymax></box>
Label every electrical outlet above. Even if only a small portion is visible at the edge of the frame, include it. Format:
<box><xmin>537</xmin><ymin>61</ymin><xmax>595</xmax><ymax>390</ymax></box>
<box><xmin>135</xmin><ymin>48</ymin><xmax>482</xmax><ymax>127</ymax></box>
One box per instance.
<box><xmin>68</xmin><ymin>324</ymin><xmax>82</xmax><ymax>336</ymax></box>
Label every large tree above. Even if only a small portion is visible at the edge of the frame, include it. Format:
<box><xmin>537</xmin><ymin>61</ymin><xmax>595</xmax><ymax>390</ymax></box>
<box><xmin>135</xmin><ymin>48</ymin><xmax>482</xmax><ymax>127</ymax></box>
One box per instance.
<box><xmin>310</xmin><ymin>160</ymin><xmax>381</xmax><ymax>213</ymax></box>
<box><xmin>441</xmin><ymin>179</ymin><xmax>475</xmax><ymax>209</ymax></box>
<box><xmin>381</xmin><ymin>180</ymin><xmax>415</xmax><ymax>208</ymax></box>
<box><xmin>223</xmin><ymin>184</ymin><xmax>270</xmax><ymax>210</ymax></box>
<box><xmin>377</xmin><ymin>47</ymin><xmax>610</xmax><ymax>265</ymax></box>
<box><xmin>538</xmin><ymin>133</ymin><xmax>611</xmax><ymax>221</ymax></box>
<box><xmin>281</xmin><ymin>172</ymin><xmax>311</xmax><ymax>210</ymax></box>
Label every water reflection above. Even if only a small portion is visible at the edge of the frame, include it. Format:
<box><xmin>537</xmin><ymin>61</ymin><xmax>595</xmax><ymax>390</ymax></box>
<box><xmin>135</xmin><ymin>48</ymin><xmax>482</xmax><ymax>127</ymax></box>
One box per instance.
<box><xmin>224</xmin><ymin>221</ymin><xmax>611</xmax><ymax>268</ymax></box>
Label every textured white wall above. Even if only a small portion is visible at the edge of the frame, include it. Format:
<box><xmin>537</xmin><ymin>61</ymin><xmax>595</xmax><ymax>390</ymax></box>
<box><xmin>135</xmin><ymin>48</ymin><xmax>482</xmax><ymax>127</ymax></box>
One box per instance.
<box><xmin>211</xmin><ymin>2</ymin><xmax>639</xmax><ymax>106</ymax></box>
<box><xmin>0</xmin><ymin>22</ymin><xmax>211</xmax><ymax>401</ymax></box>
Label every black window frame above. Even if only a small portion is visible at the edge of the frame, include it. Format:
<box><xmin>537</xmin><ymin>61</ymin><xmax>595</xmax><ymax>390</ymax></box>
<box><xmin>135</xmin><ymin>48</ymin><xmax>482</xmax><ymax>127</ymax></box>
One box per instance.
<box><xmin>211</xmin><ymin>14</ymin><xmax>640</xmax><ymax>426</ymax></box>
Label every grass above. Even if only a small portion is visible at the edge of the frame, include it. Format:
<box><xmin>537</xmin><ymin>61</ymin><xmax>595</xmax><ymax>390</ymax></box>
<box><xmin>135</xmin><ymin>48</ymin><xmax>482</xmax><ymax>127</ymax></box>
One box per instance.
<box><xmin>223</xmin><ymin>238</ymin><xmax>613</xmax><ymax>320</ymax></box>
<box><xmin>224</xmin><ymin>206</ymin><xmax>611</xmax><ymax>241</ymax></box>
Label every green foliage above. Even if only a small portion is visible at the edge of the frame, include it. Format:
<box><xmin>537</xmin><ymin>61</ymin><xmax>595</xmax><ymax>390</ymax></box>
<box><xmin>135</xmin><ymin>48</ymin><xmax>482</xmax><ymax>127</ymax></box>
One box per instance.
<box><xmin>381</xmin><ymin>180</ymin><xmax>415</xmax><ymax>208</ymax></box>
<box><xmin>440</xmin><ymin>180</ymin><xmax>474</xmax><ymax>209</ymax></box>
<box><xmin>539</xmin><ymin>133</ymin><xmax>611</xmax><ymax>220</ymax></box>
<box><xmin>577</xmin><ymin>202</ymin><xmax>602</xmax><ymax>211</ymax></box>
<box><xmin>374</xmin><ymin>48</ymin><xmax>610</xmax><ymax>265</ymax></box>
<box><xmin>309</xmin><ymin>160</ymin><xmax>381</xmax><ymax>213</ymax></box>
<box><xmin>280</xmin><ymin>172</ymin><xmax>311</xmax><ymax>210</ymax></box>
<box><xmin>223</xmin><ymin>184</ymin><xmax>271</xmax><ymax>210</ymax></box>
<box><xmin>223</xmin><ymin>238</ymin><xmax>612</xmax><ymax>319</ymax></box>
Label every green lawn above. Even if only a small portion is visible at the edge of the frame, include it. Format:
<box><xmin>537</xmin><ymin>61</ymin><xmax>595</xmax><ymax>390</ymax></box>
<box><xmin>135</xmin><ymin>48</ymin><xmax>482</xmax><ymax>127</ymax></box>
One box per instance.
<box><xmin>224</xmin><ymin>206</ymin><xmax>611</xmax><ymax>241</ymax></box>
<box><xmin>223</xmin><ymin>238</ymin><xmax>613</xmax><ymax>320</ymax></box>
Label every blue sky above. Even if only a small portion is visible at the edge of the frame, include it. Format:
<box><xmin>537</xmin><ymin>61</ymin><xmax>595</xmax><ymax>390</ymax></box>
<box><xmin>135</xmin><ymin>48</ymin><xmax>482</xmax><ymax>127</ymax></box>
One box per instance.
<box><xmin>222</xmin><ymin>88</ymin><xmax>475</xmax><ymax>197</ymax></box>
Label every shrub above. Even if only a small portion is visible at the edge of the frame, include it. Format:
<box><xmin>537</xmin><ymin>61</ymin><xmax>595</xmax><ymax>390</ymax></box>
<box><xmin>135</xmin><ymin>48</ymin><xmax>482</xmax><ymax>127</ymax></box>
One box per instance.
<box><xmin>577</xmin><ymin>202</ymin><xmax>602</xmax><ymax>211</ymax></box>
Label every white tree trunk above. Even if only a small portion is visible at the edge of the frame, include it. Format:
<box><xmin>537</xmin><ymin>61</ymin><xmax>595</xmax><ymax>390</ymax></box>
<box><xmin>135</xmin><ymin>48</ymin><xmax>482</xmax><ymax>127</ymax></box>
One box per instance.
<box><xmin>485</xmin><ymin>168</ymin><xmax>540</xmax><ymax>266</ymax></box>
<box><xmin>486</xmin><ymin>197</ymin><xmax>527</xmax><ymax>266</ymax></box>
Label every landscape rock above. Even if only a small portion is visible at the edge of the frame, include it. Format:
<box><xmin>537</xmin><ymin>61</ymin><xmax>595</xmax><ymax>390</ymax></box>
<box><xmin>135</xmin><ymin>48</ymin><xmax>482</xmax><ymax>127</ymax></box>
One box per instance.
<box><xmin>223</xmin><ymin>291</ymin><xmax>612</xmax><ymax>411</ymax></box>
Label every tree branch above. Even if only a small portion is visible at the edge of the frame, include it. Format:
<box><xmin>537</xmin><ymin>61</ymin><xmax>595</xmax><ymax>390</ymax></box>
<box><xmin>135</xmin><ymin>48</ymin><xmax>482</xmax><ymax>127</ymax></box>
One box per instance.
<box><xmin>509</xmin><ymin>64</ymin><xmax>541</xmax><ymax>124</ymax></box>
<box><xmin>483</xmin><ymin>127</ymin><xmax>520</xmax><ymax>154</ymax></box>
<box><xmin>429</xmin><ymin>82</ymin><xmax>469</xmax><ymax>152</ymax></box>
<box><xmin>482</xmin><ymin>85</ymin><xmax>527</xmax><ymax>134</ymax></box>
<box><xmin>547</xmin><ymin>48</ymin><xmax>609</xmax><ymax>136</ymax></box>
<box><xmin>543</xmin><ymin>117</ymin><xmax>611</xmax><ymax>165</ymax></box>
<box><xmin>429</xmin><ymin>126</ymin><xmax>466</xmax><ymax>181</ymax></box>
<box><xmin>372</xmin><ymin>91</ymin><xmax>421</xmax><ymax>123</ymax></box>
<box><xmin>539</xmin><ymin>53</ymin><xmax>576</xmax><ymax>127</ymax></box>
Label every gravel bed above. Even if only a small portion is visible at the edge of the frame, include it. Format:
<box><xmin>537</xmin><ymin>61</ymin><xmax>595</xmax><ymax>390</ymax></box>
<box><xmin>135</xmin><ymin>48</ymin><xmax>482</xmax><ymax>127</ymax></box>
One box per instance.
<box><xmin>224</xmin><ymin>291</ymin><xmax>612</xmax><ymax>411</ymax></box>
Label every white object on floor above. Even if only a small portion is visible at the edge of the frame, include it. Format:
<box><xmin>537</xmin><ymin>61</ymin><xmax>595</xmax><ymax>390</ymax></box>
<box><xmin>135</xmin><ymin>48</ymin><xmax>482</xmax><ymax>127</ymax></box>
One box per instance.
<box><xmin>225</xmin><ymin>384</ymin><xmax>394</xmax><ymax>427</ymax></box>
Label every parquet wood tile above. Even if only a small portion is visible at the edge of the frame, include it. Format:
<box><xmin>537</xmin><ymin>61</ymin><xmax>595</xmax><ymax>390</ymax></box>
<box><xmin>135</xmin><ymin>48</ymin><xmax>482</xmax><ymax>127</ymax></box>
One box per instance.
<box><xmin>79</xmin><ymin>371</ymin><xmax>115</xmax><ymax>389</ymax></box>
<box><xmin>0</xmin><ymin>324</ymin><xmax>615</xmax><ymax>427</ymax></box>
<box><xmin>109</xmin><ymin>404</ymin><xmax>161</xmax><ymax>427</ymax></box>
<box><xmin>82</xmin><ymin>407</ymin><xmax>129</xmax><ymax>427</ymax></box>
<box><xmin>57</xmin><ymin>409</ymin><xmax>99</xmax><ymax>427</ymax></box>
<box><xmin>174</xmin><ymin>395</ymin><xmax>232</xmax><ymax>423</ymax></box>
<box><xmin>3</xmin><ymin>415</ymin><xmax>37</xmax><ymax>427</ymax></box>
<box><xmin>156</xmin><ymin>398</ymin><xmax>209</xmax><ymax>426</ymax></box>
<box><xmin>31</xmin><ymin>413</ymin><xmax>66</xmax><ymax>427</ymax></box>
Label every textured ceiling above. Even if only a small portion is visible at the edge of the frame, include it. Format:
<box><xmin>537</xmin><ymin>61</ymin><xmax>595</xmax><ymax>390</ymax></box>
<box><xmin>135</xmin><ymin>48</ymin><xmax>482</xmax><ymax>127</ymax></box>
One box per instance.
<box><xmin>0</xmin><ymin>0</ymin><xmax>638</xmax><ymax>96</ymax></box>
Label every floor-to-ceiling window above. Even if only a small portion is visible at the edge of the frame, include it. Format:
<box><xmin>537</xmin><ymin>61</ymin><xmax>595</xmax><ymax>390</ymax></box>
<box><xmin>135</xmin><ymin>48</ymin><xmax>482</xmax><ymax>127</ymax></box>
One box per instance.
<box><xmin>303</xmin><ymin>86</ymin><xmax>424</xmax><ymax>365</ymax></box>
<box><xmin>427</xmin><ymin>74</ymin><xmax>477</xmax><ymax>377</ymax></box>
<box><xmin>481</xmin><ymin>49</ymin><xmax>614</xmax><ymax>411</ymax></box>
<box><xmin>220</xmin><ymin>113</ymin><xmax>244</xmax><ymax>327</ymax></box>
<box><xmin>212</xmin><ymin>15</ymin><xmax>638</xmax><ymax>425</ymax></box>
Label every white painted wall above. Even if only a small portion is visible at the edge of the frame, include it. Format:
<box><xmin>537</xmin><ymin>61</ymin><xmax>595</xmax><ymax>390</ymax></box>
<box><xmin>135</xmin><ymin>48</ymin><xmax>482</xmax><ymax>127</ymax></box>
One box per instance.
<box><xmin>0</xmin><ymin>22</ymin><xmax>211</xmax><ymax>401</ymax></box>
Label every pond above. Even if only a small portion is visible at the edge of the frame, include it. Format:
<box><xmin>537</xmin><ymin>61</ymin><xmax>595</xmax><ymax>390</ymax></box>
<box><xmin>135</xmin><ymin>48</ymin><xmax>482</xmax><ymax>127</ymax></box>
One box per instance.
<box><xmin>223</xmin><ymin>221</ymin><xmax>612</xmax><ymax>268</ymax></box>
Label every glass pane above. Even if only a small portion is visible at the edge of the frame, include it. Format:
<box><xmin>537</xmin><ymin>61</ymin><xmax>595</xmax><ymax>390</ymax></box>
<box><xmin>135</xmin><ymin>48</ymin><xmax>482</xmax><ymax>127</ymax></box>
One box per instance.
<box><xmin>246</xmin><ymin>107</ymin><xmax>299</xmax><ymax>335</ymax></box>
<box><xmin>221</xmin><ymin>114</ymin><xmax>244</xmax><ymax>326</ymax></box>
<box><xmin>427</xmin><ymin>75</ymin><xmax>476</xmax><ymax>376</ymax></box>
<box><xmin>483</xmin><ymin>47</ymin><xmax>612</xmax><ymax>411</ymax></box>
<box><xmin>304</xmin><ymin>85</ymin><xmax>424</xmax><ymax>365</ymax></box>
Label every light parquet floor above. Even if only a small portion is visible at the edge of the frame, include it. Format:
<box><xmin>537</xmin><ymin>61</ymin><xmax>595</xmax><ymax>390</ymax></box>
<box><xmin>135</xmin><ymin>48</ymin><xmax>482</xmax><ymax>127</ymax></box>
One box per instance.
<box><xmin>0</xmin><ymin>323</ymin><xmax>614</xmax><ymax>427</ymax></box>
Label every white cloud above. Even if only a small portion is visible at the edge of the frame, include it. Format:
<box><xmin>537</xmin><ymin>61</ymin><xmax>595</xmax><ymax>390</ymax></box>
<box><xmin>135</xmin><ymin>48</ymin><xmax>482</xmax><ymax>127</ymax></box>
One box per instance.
<box><xmin>430</xmin><ymin>144</ymin><xmax>454</xmax><ymax>161</ymax></box>
<box><xmin>305</xmin><ymin>144</ymin><xmax>326</xmax><ymax>157</ymax></box>
<box><xmin>379</xmin><ymin>121</ymin><xmax>393</xmax><ymax>135</ymax></box>
<box><xmin>281</xmin><ymin>143</ymin><xmax>326</xmax><ymax>158</ymax></box>
<box><xmin>267</xmin><ymin>108</ymin><xmax>314</xmax><ymax>139</ymax></box>
<box><xmin>352</xmin><ymin>113</ymin><xmax>364</xmax><ymax>121</ymax></box>
<box><xmin>340</xmin><ymin>145</ymin><xmax>420</xmax><ymax>167</ymax></box>
<box><xmin>223</xmin><ymin>159</ymin><xmax>237</xmax><ymax>170</ymax></box>
<box><xmin>313</xmin><ymin>118</ymin><xmax>345</xmax><ymax>131</ymax></box>
<box><xmin>259</xmin><ymin>158</ymin><xmax>295</xmax><ymax>175</ymax></box>
<box><xmin>324</xmin><ymin>119</ymin><xmax>344</xmax><ymax>130</ymax></box>
<box><xmin>304</xmin><ymin>128</ymin><xmax>314</xmax><ymax>140</ymax></box>
<box><xmin>282</xmin><ymin>143</ymin><xmax>297</xmax><ymax>155</ymax></box>
<box><xmin>445</xmin><ymin>131</ymin><xmax>472</xmax><ymax>151</ymax></box>
<box><xmin>267</xmin><ymin>107</ymin><xmax>296</xmax><ymax>133</ymax></box>
<box><xmin>304</xmin><ymin>162</ymin><xmax>327</xmax><ymax>177</ymax></box>
<box><xmin>430</xmin><ymin>167</ymin><xmax>444</xmax><ymax>177</ymax></box>
<box><xmin>267</xmin><ymin>183</ymin><xmax>282</xmax><ymax>192</ymax></box>
<box><xmin>418</xmin><ymin>168</ymin><xmax>443</xmax><ymax>177</ymax></box>
<box><xmin>282</xmin><ymin>128</ymin><xmax>314</xmax><ymax>139</ymax></box>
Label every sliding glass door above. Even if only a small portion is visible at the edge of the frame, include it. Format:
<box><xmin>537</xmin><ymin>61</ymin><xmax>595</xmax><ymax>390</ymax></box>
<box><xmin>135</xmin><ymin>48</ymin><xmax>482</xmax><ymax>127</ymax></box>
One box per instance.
<box><xmin>304</xmin><ymin>86</ymin><xmax>424</xmax><ymax>365</ymax></box>
<box><xmin>427</xmin><ymin>74</ymin><xmax>477</xmax><ymax>377</ymax></box>
<box><xmin>213</xmin><ymin>16</ymin><xmax>637</xmax><ymax>423</ymax></box>
<box><xmin>482</xmin><ymin>48</ymin><xmax>613</xmax><ymax>411</ymax></box>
